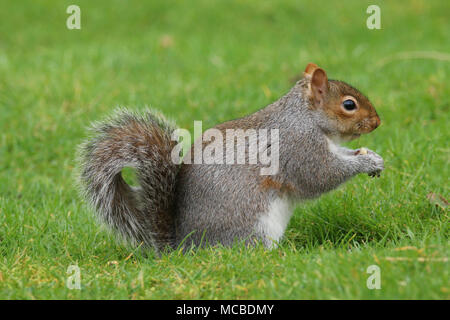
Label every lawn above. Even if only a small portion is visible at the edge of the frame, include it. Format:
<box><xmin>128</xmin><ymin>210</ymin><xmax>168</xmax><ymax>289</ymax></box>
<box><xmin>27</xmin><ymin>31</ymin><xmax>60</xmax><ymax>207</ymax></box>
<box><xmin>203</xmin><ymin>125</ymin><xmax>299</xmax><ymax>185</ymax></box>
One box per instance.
<box><xmin>0</xmin><ymin>0</ymin><xmax>448</xmax><ymax>299</ymax></box>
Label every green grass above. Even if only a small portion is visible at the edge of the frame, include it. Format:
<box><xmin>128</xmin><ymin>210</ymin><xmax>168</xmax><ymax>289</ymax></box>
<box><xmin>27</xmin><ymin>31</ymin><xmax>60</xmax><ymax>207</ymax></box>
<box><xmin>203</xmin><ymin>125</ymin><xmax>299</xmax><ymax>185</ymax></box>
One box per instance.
<box><xmin>0</xmin><ymin>0</ymin><xmax>449</xmax><ymax>299</ymax></box>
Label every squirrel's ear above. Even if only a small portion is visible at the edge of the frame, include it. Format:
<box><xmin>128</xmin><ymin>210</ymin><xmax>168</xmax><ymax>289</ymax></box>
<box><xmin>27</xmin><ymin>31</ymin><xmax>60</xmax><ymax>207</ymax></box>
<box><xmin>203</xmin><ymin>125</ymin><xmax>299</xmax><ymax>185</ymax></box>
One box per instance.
<box><xmin>310</xmin><ymin>68</ymin><xmax>329</xmax><ymax>106</ymax></box>
<box><xmin>303</xmin><ymin>63</ymin><xmax>319</xmax><ymax>78</ymax></box>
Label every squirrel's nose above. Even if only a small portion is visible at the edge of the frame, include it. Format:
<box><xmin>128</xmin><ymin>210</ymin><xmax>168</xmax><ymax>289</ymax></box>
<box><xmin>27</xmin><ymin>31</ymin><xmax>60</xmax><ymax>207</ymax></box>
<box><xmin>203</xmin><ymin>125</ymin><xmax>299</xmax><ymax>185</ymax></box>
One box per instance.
<box><xmin>374</xmin><ymin>116</ymin><xmax>381</xmax><ymax>129</ymax></box>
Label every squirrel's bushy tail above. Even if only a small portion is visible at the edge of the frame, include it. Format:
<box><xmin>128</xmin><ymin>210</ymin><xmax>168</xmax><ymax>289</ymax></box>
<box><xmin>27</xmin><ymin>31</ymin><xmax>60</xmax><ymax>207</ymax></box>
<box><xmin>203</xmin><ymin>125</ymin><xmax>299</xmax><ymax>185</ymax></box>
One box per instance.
<box><xmin>77</xmin><ymin>109</ymin><xmax>179</xmax><ymax>251</ymax></box>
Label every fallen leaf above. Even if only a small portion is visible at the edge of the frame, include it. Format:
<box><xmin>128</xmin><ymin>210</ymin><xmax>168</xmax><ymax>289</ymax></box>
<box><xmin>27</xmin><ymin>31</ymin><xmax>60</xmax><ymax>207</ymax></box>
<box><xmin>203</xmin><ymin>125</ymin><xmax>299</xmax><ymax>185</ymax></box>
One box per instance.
<box><xmin>427</xmin><ymin>192</ymin><xmax>448</xmax><ymax>210</ymax></box>
<box><xmin>159</xmin><ymin>34</ymin><xmax>174</xmax><ymax>48</ymax></box>
<box><xmin>373</xmin><ymin>254</ymin><xmax>380</xmax><ymax>265</ymax></box>
<box><xmin>124</xmin><ymin>252</ymin><xmax>134</xmax><ymax>261</ymax></box>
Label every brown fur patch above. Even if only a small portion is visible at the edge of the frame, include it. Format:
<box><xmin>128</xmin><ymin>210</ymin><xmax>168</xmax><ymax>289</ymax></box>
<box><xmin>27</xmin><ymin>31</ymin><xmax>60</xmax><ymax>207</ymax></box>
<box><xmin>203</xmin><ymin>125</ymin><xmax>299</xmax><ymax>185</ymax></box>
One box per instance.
<box><xmin>260</xmin><ymin>177</ymin><xmax>296</xmax><ymax>194</ymax></box>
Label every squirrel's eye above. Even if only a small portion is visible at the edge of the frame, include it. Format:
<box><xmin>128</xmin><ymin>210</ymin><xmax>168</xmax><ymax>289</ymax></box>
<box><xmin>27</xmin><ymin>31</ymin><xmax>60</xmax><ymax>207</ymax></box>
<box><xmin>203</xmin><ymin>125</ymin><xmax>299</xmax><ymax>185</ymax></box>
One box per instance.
<box><xmin>343</xmin><ymin>99</ymin><xmax>357</xmax><ymax>111</ymax></box>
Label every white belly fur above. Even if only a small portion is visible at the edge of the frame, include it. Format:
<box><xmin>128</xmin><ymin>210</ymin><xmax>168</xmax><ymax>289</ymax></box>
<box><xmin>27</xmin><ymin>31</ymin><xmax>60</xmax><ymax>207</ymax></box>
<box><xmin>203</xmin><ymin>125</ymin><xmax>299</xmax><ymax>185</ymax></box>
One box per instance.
<box><xmin>256</xmin><ymin>197</ymin><xmax>293</xmax><ymax>248</ymax></box>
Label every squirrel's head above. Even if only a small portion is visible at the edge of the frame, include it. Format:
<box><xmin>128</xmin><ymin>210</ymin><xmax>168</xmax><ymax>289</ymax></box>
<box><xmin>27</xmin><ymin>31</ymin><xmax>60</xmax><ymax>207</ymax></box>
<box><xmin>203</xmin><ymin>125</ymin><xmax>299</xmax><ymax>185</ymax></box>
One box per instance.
<box><xmin>302</xmin><ymin>63</ymin><xmax>381</xmax><ymax>141</ymax></box>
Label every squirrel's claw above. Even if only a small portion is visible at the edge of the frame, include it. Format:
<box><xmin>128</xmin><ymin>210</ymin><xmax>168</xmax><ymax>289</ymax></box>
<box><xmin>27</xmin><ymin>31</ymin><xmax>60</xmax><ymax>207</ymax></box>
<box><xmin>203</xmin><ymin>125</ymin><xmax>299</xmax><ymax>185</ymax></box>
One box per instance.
<box><xmin>368</xmin><ymin>171</ymin><xmax>382</xmax><ymax>178</ymax></box>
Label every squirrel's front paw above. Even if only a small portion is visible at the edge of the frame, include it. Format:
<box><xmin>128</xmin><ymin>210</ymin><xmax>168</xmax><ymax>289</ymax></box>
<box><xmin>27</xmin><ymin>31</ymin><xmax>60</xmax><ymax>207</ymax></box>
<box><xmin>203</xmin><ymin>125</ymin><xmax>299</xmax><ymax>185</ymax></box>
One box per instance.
<box><xmin>357</xmin><ymin>150</ymin><xmax>384</xmax><ymax>177</ymax></box>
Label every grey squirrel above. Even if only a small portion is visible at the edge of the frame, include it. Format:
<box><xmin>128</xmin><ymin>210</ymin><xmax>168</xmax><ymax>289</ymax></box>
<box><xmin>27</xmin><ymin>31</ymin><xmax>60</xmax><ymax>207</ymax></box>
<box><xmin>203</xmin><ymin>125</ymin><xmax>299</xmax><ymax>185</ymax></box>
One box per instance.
<box><xmin>78</xmin><ymin>63</ymin><xmax>384</xmax><ymax>252</ymax></box>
